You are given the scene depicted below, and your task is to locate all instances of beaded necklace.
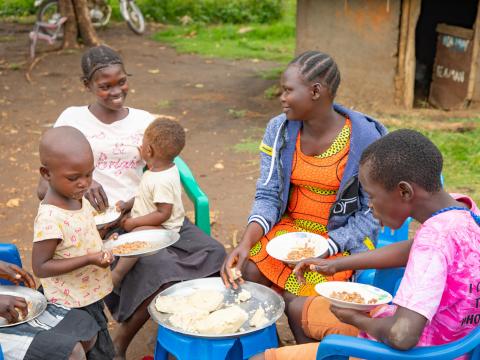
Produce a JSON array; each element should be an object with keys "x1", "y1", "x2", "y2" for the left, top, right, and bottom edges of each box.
[{"x1": 430, "y1": 206, "x2": 480, "y2": 226}]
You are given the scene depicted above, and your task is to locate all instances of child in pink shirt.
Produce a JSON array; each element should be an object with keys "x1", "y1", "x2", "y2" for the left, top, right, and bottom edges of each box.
[{"x1": 258, "y1": 129, "x2": 480, "y2": 360}]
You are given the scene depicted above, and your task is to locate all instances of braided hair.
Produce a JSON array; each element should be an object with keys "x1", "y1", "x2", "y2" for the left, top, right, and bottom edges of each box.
[
  {"x1": 360, "y1": 129, "x2": 443, "y2": 193},
  {"x1": 289, "y1": 51, "x2": 341, "y2": 97},
  {"x1": 81, "y1": 45, "x2": 125, "y2": 81}
]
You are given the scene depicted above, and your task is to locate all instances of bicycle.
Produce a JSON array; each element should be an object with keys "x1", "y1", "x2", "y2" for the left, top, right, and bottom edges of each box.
[{"x1": 35, "y1": 0, "x2": 145, "y2": 35}]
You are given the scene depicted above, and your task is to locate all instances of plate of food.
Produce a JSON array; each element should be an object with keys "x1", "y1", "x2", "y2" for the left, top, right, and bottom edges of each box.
[
  {"x1": 148, "y1": 277, "x2": 285, "y2": 339},
  {"x1": 103, "y1": 229, "x2": 180, "y2": 257},
  {"x1": 0, "y1": 286, "x2": 47, "y2": 327},
  {"x1": 315, "y1": 281, "x2": 392, "y2": 311},
  {"x1": 93, "y1": 206, "x2": 121, "y2": 228},
  {"x1": 266, "y1": 232, "x2": 329, "y2": 265}
]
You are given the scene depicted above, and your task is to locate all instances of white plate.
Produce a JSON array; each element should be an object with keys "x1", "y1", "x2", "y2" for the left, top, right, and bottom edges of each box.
[
  {"x1": 315, "y1": 281, "x2": 392, "y2": 311},
  {"x1": 104, "y1": 229, "x2": 180, "y2": 257},
  {"x1": 94, "y1": 207, "x2": 121, "y2": 227},
  {"x1": 0, "y1": 286, "x2": 47, "y2": 327},
  {"x1": 266, "y1": 232, "x2": 329, "y2": 265}
]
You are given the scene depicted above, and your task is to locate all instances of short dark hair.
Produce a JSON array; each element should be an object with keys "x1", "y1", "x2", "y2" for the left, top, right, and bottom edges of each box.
[
  {"x1": 144, "y1": 119, "x2": 186, "y2": 160},
  {"x1": 81, "y1": 45, "x2": 125, "y2": 81},
  {"x1": 289, "y1": 50, "x2": 341, "y2": 97},
  {"x1": 360, "y1": 129, "x2": 443, "y2": 192}
]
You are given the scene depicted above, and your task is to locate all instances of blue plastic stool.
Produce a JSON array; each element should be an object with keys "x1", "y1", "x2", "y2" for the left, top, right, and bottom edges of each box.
[
  {"x1": 0, "y1": 244, "x2": 22, "y2": 285},
  {"x1": 154, "y1": 323, "x2": 278, "y2": 360}
]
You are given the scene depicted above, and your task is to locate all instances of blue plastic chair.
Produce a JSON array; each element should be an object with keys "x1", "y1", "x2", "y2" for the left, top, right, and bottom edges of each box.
[
  {"x1": 154, "y1": 323, "x2": 278, "y2": 360},
  {"x1": 377, "y1": 217, "x2": 412, "y2": 248},
  {"x1": 316, "y1": 326, "x2": 480, "y2": 359},
  {"x1": 0, "y1": 243, "x2": 22, "y2": 359},
  {"x1": 0, "y1": 243, "x2": 22, "y2": 285}
]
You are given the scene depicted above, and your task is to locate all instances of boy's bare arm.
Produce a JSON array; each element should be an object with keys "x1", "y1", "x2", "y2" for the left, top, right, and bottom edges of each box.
[
  {"x1": 332, "y1": 305, "x2": 427, "y2": 350},
  {"x1": 294, "y1": 239, "x2": 413, "y2": 282},
  {"x1": 32, "y1": 239, "x2": 112, "y2": 278}
]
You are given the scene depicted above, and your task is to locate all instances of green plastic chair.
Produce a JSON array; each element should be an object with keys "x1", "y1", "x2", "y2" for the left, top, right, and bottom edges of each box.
[{"x1": 174, "y1": 157, "x2": 211, "y2": 235}]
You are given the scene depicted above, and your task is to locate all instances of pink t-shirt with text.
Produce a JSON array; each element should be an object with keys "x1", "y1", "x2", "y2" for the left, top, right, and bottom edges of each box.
[{"x1": 363, "y1": 194, "x2": 480, "y2": 353}]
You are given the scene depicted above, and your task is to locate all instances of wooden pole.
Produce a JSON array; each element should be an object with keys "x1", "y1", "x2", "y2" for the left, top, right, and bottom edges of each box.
[
  {"x1": 395, "y1": 0, "x2": 411, "y2": 105},
  {"x1": 403, "y1": 0, "x2": 421, "y2": 108},
  {"x1": 466, "y1": 0, "x2": 480, "y2": 103}
]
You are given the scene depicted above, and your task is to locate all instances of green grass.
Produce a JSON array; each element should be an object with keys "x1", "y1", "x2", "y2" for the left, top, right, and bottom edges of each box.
[
  {"x1": 233, "y1": 137, "x2": 260, "y2": 154},
  {"x1": 388, "y1": 124, "x2": 480, "y2": 202},
  {"x1": 152, "y1": 0, "x2": 295, "y2": 62},
  {"x1": 257, "y1": 67, "x2": 284, "y2": 80}
]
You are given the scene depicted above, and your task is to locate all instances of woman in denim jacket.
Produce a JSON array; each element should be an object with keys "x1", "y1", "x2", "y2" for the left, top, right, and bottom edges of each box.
[{"x1": 221, "y1": 51, "x2": 387, "y2": 306}]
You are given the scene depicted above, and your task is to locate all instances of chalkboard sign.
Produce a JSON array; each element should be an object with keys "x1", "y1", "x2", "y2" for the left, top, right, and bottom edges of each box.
[{"x1": 429, "y1": 23, "x2": 474, "y2": 110}]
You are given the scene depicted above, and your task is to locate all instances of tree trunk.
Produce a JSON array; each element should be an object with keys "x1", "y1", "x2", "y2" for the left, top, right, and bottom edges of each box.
[
  {"x1": 58, "y1": 0, "x2": 77, "y2": 48},
  {"x1": 72, "y1": 0, "x2": 100, "y2": 47},
  {"x1": 59, "y1": 0, "x2": 100, "y2": 48}
]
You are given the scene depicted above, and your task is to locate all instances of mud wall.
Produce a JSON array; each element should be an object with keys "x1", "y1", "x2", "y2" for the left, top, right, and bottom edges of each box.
[{"x1": 296, "y1": 0, "x2": 401, "y2": 108}]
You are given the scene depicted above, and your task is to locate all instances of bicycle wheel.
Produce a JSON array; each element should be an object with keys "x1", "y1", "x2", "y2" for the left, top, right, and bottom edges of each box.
[
  {"x1": 120, "y1": 0, "x2": 145, "y2": 35},
  {"x1": 89, "y1": 1, "x2": 112, "y2": 28},
  {"x1": 36, "y1": 0, "x2": 63, "y2": 37}
]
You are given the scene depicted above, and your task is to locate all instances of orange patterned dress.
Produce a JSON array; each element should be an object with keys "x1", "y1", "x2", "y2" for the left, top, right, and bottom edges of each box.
[{"x1": 249, "y1": 119, "x2": 353, "y2": 296}]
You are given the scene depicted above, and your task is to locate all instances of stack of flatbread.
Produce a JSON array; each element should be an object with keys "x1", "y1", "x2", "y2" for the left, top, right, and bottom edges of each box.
[{"x1": 155, "y1": 290, "x2": 249, "y2": 335}]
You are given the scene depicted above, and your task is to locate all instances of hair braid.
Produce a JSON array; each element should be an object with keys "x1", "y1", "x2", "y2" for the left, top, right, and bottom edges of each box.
[
  {"x1": 290, "y1": 51, "x2": 341, "y2": 97},
  {"x1": 81, "y1": 45, "x2": 125, "y2": 81}
]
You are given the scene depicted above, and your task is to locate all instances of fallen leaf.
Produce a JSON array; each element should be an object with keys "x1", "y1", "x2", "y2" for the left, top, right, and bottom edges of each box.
[
  {"x1": 238, "y1": 27, "x2": 253, "y2": 34},
  {"x1": 6, "y1": 198, "x2": 21, "y2": 207}
]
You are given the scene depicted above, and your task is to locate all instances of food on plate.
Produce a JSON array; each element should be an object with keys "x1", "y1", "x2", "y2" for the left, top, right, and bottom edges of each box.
[
  {"x1": 229, "y1": 267, "x2": 242, "y2": 280},
  {"x1": 155, "y1": 295, "x2": 188, "y2": 313},
  {"x1": 195, "y1": 305, "x2": 248, "y2": 334},
  {"x1": 112, "y1": 241, "x2": 150, "y2": 255},
  {"x1": 186, "y1": 290, "x2": 224, "y2": 312},
  {"x1": 286, "y1": 243, "x2": 315, "y2": 261},
  {"x1": 236, "y1": 289, "x2": 251, "y2": 303},
  {"x1": 93, "y1": 207, "x2": 120, "y2": 225},
  {"x1": 249, "y1": 306, "x2": 268, "y2": 328},
  {"x1": 329, "y1": 290, "x2": 378, "y2": 304},
  {"x1": 169, "y1": 308, "x2": 209, "y2": 332}
]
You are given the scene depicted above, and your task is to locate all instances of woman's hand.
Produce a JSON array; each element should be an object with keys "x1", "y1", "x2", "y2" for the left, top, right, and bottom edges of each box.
[
  {"x1": 220, "y1": 243, "x2": 250, "y2": 289},
  {"x1": 293, "y1": 257, "x2": 338, "y2": 283},
  {"x1": 0, "y1": 261, "x2": 36, "y2": 288},
  {"x1": 89, "y1": 250, "x2": 114, "y2": 268},
  {"x1": 0, "y1": 295, "x2": 28, "y2": 323},
  {"x1": 85, "y1": 179, "x2": 109, "y2": 212}
]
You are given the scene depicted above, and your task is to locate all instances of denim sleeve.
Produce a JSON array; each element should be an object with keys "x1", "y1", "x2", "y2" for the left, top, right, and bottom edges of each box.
[
  {"x1": 247, "y1": 120, "x2": 283, "y2": 235},
  {"x1": 328, "y1": 187, "x2": 380, "y2": 254}
]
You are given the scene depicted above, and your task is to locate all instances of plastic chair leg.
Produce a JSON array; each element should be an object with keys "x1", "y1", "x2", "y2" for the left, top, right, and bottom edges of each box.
[{"x1": 240, "y1": 324, "x2": 278, "y2": 359}]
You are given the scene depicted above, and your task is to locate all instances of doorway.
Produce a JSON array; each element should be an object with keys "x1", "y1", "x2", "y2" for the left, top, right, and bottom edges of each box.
[{"x1": 414, "y1": 0, "x2": 478, "y2": 107}]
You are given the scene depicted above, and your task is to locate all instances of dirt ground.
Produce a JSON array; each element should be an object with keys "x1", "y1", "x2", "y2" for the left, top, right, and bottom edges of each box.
[
  {"x1": 0, "y1": 21, "x2": 292, "y2": 359},
  {"x1": 0, "y1": 21, "x2": 478, "y2": 359}
]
